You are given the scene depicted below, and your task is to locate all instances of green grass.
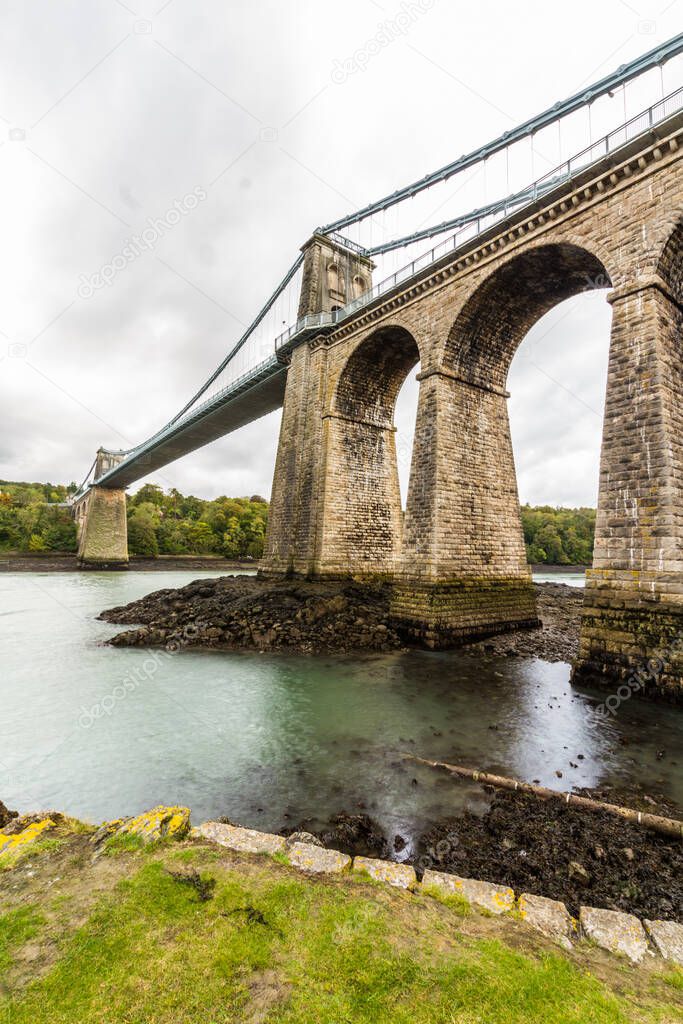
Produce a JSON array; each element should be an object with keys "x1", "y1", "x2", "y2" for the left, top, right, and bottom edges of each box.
[
  {"x1": 0, "y1": 837, "x2": 64, "y2": 872},
  {"x1": 0, "y1": 853, "x2": 674, "y2": 1024},
  {"x1": 659, "y1": 968, "x2": 683, "y2": 991},
  {"x1": 421, "y1": 883, "x2": 471, "y2": 917},
  {"x1": 102, "y1": 832, "x2": 146, "y2": 855},
  {"x1": 0, "y1": 906, "x2": 45, "y2": 972}
]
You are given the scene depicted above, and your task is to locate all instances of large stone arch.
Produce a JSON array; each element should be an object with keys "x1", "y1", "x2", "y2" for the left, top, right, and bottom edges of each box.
[
  {"x1": 394, "y1": 242, "x2": 613, "y2": 645},
  {"x1": 656, "y1": 214, "x2": 683, "y2": 308},
  {"x1": 319, "y1": 324, "x2": 421, "y2": 577},
  {"x1": 442, "y1": 242, "x2": 612, "y2": 387}
]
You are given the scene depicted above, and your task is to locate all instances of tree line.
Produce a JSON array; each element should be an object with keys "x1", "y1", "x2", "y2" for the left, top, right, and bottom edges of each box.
[
  {"x1": 0, "y1": 480, "x2": 78, "y2": 552},
  {"x1": 521, "y1": 504, "x2": 596, "y2": 565},
  {"x1": 125, "y1": 484, "x2": 268, "y2": 559},
  {"x1": 0, "y1": 481, "x2": 596, "y2": 565}
]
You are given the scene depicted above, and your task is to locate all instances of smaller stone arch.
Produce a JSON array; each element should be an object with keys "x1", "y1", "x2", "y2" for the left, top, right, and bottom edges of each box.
[
  {"x1": 320, "y1": 324, "x2": 421, "y2": 577},
  {"x1": 326, "y1": 261, "x2": 345, "y2": 302},
  {"x1": 351, "y1": 273, "x2": 367, "y2": 299},
  {"x1": 334, "y1": 324, "x2": 421, "y2": 426}
]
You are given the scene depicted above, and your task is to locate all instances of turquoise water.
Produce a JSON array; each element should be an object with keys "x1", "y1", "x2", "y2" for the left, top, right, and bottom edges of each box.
[{"x1": 1, "y1": 570, "x2": 681, "y2": 855}]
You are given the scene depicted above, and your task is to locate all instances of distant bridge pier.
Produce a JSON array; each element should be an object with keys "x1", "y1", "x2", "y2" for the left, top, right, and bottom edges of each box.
[{"x1": 74, "y1": 449, "x2": 129, "y2": 569}]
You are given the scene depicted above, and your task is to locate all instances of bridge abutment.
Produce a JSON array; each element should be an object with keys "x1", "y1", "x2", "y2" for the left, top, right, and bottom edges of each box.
[
  {"x1": 77, "y1": 486, "x2": 129, "y2": 568},
  {"x1": 573, "y1": 281, "x2": 683, "y2": 702},
  {"x1": 75, "y1": 450, "x2": 129, "y2": 569},
  {"x1": 390, "y1": 367, "x2": 538, "y2": 646},
  {"x1": 261, "y1": 343, "x2": 329, "y2": 576}
]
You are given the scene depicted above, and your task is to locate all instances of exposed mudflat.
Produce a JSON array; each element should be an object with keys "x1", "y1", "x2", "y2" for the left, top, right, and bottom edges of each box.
[
  {"x1": 100, "y1": 575, "x2": 582, "y2": 659},
  {"x1": 463, "y1": 582, "x2": 583, "y2": 663},
  {"x1": 417, "y1": 788, "x2": 683, "y2": 922}
]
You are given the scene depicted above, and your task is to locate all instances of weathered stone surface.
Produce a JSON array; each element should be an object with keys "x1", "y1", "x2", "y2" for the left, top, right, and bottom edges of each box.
[
  {"x1": 644, "y1": 919, "x2": 683, "y2": 965},
  {"x1": 519, "y1": 893, "x2": 575, "y2": 948},
  {"x1": 285, "y1": 831, "x2": 323, "y2": 847},
  {"x1": 0, "y1": 818, "x2": 55, "y2": 856},
  {"x1": 353, "y1": 856, "x2": 416, "y2": 889},
  {"x1": 287, "y1": 841, "x2": 351, "y2": 874},
  {"x1": 92, "y1": 806, "x2": 190, "y2": 845},
  {"x1": 197, "y1": 822, "x2": 286, "y2": 855},
  {"x1": 579, "y1": 906, "x2": 649, "y2": 962},
  {"x1": 421, "y1": 869, "x2": 514, "y2": 914},
  {"x1": 76, "y1": 483, "x2": 128, "y2": 567}
]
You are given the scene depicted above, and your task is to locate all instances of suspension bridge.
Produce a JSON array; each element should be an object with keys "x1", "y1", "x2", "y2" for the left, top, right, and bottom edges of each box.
[{"x1": 72, "y1": 35, "x2": 683, "y2": 699}]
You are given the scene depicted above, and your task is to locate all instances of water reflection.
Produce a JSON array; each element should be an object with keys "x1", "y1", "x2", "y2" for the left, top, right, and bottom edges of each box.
[{"x1": 0, "y1": 572, "x2": 681, "y2": 859}]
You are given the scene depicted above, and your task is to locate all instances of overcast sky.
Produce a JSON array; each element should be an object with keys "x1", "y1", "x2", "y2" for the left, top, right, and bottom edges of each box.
[{"x1": 0, "y1": 0, "x2": 680, "y2": 507}]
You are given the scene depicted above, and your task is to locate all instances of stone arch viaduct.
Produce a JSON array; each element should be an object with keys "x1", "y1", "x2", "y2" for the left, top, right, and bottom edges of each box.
[{"x1": 72, "y1": 71, "x2": 683, "y2": 701}]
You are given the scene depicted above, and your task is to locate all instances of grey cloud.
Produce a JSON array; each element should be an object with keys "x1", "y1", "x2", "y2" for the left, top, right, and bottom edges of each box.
[{"x1": 1, "y1": 0, "x2": 676, "y2": 505}]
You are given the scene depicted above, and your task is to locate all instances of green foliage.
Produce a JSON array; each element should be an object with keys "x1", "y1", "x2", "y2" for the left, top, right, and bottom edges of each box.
[
  {"x1": 0, "y1": 478, "x2": 592, "y2": 568},
  {"x1": 126, "y1": 486, "x2": 269, "y2": 559},
  {"x1": 0, "y1": 481, "x2": 77, "y2": 553},
  {"x1": 521, "y1": 505, "x2": 595, "y2": 565}
]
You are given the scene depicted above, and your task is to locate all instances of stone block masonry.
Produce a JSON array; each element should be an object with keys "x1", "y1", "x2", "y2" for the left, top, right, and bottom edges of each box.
[{"x1": 77, "y1": 486, "x2": 128, "y2": 568}]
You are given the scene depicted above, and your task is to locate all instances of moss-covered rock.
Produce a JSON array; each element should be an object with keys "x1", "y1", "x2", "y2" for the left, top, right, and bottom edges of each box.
[
  {"x1": 92, "y1": 806, "x2": 191, "y2": 846},
  {"x1": 0, "y1": 818, "x2": 55, "y2": 856}
]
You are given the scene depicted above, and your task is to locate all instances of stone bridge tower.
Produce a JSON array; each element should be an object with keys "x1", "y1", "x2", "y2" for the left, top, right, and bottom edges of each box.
[{"x1": 73, "y1": 448, "x2": 129, "y2": 568}]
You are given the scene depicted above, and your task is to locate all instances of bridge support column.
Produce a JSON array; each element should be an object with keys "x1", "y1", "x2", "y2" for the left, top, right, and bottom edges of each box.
[
  {"x1": 261, "y1": 339, "x2": 404, "y2": 579},
  {"x1": 391, "y1": 368, "x2": 538, "y2": 646},
  {"x1": 77, "y1": 486, "x2": 129, "y2": 569},
  {"x1": 573, "y1": 281, "x2": 683, "y2": 703},
  {"x1": 261, "y1": 343, "x2": 329, "y2": 576}
]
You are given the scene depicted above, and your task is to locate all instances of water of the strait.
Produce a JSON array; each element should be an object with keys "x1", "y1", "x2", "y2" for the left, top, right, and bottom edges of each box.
[{"x1": 2, "y1": 570, "x2": 681, "y2": 857}]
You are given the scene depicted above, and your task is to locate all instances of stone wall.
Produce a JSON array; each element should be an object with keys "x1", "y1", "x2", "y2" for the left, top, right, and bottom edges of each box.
[{"x1": 77, "y1": 486, "x2": 128, "y2": 568}]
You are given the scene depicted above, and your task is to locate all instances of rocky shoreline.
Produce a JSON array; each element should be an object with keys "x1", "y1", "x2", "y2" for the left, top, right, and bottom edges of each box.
[
  {"x1": 281, "y1": 787, "x2": 683, "y2": 923},
  {"x1": 99, "y1": 575, "x2": 582, "y2": 661},
  {"x1": 0, "y1": 553, "x2": 256, "y2": 573},
  {"x1": 2, "y1": 793, "x2": 680, "y2": 926}
]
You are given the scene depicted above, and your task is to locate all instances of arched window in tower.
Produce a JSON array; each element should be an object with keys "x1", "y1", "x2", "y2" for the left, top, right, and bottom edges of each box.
[
  {"x1": 352, "y1": 274, "x2": 367, "y2": 299},
  {"x1": 327, "y1": 261, "x2": 345, "y2": 302}
]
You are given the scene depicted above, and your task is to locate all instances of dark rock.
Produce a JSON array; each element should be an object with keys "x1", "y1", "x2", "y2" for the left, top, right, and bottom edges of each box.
[
  {"x1": 100, "y1": 576, "x2": 403, "y2": 656},
  {"x1": 0, "y1": 800, "x2": 18, "y2": 828}
]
